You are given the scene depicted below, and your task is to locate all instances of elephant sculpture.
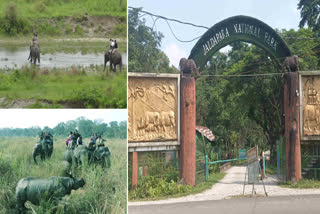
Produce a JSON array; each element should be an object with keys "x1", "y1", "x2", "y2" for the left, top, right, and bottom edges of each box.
[
  {"x1": 32, "y1": 140, "x2": 53, "y2": 164},
  {"x1": 104, "y1": 49, "x2": 122, "y2": 72},
  {"x1": 282, "y1": 55, "x2": 299, "y2": 72},
  {"x1": 179, "y1": 58, "x2": 200, "y2": 78},
  {"x1": 15, "y1": 176, "x2": 85, "y2": 214},
  {"x1": 28, "y1": 41, "x2": 40, "y2": 65}
]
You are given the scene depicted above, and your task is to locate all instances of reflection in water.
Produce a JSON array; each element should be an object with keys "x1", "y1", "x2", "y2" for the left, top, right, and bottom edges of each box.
[{"x1": 0, "y1": 47, "x2": 127, "y2": 69}]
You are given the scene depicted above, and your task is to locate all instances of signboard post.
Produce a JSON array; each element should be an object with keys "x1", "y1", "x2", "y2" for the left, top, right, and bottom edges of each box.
[{"x1": 243, "y1": 145, "x2": 268, "y2": 196}]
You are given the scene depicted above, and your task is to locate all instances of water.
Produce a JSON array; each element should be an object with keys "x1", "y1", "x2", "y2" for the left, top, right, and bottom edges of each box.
[{"x1": 0, "y1": 47, "x2": 127, "y2": 69}]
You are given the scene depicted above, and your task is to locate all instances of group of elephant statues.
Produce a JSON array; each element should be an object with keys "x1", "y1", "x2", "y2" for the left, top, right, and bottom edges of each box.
[{"x1": 27, "y1": 34, "x2": 122, "y2": 72}]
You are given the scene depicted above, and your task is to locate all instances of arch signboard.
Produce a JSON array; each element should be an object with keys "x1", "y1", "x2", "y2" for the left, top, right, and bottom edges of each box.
[{"x1": 189, "y1": 15, "x2": 291, "y2": 69}]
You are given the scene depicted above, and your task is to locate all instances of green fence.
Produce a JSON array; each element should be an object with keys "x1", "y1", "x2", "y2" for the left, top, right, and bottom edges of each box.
[
  {"x1": 277, "y1": 137, "x2": 286, "y2": 181},
  {"x1": 301, "y1": 143, "x2": 320, "y2": 180}
]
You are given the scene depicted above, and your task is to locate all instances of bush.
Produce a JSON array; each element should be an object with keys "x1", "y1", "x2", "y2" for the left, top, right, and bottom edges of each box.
[
  {"x1": 74, "y1": 24, "x2": 84, "y2": 36},
  {"x1": 0, "y1": 73, "x2": 12, "y2": 90},
  {"x1": 111, "y1": 23, "x2": 126, "y2": 37},
  {"x1": 0, "y1": 2, "x2": 32, "y2": 36}
]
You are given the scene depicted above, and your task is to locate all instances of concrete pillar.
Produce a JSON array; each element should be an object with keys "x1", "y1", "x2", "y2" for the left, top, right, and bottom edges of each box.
[
  {"x1": 132, "y1": 151, "x2": 138, "y2": 189},
  {"x1": 180, "y1": 76, "x2": 196, "y2": 186},
  {"x1": 284, "y1": 72, "x2": 301, "y2": 181}
]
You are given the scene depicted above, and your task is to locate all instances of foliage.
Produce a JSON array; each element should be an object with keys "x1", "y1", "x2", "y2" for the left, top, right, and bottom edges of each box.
[
  {"x1": 0, "y1": 2, "x2": 32, "y2": 36},
  {"x1": 0, "y1": 137, "x2": 127, "y2": 214},
  {"x1": 128, "y1": 8, "x2": 178, "y2": 73},
  {"x1": 129, "y1": 173, "x2": 225, "y2": 201},
  {"x1": 280, "y1": 179, "x2": 320, "y2": 189},
  {"x1": 298, "y1": 0, "x2": 320, "y2": 32},
  {"x1": 0, "y1": 118, "x2": 127, "y2": 139},
  {"x1": 0, "y1": 0, "x2": 127, "y2": 18},
  {"x1": 0, "y1": 65, "x2": 127, "y2": 109}
]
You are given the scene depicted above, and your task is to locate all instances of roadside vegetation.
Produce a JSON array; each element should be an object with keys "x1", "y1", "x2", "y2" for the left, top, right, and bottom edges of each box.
[
  {"x1": 0, "y1": 65, "x2": 127, "y2": 108},
  {"x1": 280, "y1": 180, "x2": 320, "y2": 189},
  {"x1": 0, "y1": 136, "x2": 127, "y2": 214}
]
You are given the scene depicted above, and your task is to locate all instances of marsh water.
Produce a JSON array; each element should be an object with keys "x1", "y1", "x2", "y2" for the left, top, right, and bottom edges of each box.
[{"x1": 0, "y1": 46, "x2": 127, "y2": 69}]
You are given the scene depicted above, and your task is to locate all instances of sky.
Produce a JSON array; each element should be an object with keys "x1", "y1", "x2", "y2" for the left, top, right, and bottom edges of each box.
[
  {"x1": 129, "y1": 0, "x2": 301, "y2": 67},
  {"x1": 0, "y1": 109, "x2": 127, "y2": 129}
]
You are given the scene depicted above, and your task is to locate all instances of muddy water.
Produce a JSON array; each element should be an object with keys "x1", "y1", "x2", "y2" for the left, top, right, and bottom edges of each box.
[{"x1": 0, "y1": 47, "x2": 127, "y2": 69}]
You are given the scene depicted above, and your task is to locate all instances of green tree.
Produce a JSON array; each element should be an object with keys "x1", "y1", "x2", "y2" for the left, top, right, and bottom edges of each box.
[
  {"x1": 128, "y1": 8, "x2": 178, "y2": 73},
  {"x1": 298, "y1": 0, "x2": 320, "y2": 32}
]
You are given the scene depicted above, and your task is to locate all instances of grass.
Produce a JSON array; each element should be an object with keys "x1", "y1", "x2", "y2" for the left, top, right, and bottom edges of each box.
[
  {"x1": 0, "y1": 136, "x2": 127, "y2": 214},
  {"x1": 0, "y1": 0, "x2": 127, "y2": 18},
  {"x1": 280, "y1": 179, "x2": 320, "y2": 189},
  {"x1": 0, "y1": 65, "x2": 127, "y2": 108},
  {"x1": 129, "y1": 173, "x2": 225, "y2": 201}
]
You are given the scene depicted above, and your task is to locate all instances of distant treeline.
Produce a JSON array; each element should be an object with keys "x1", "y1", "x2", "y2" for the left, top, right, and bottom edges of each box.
[{"x1": 0, "y1": 117, "x2": 127, "y2": 139}]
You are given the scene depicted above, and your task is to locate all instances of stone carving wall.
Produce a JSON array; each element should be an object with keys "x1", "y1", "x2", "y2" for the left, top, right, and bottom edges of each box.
[
  {"x1": 302, "y1": 75, "x2": 320, "y2": 136},
  {"x1": 128, "y1": 76, "x2": 178, "y2": 142}
]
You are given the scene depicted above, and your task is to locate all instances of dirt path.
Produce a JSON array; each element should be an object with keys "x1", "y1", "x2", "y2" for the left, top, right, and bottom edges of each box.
[{"x1": 129, "y1": 166, "x2": 320, "y2": 206}]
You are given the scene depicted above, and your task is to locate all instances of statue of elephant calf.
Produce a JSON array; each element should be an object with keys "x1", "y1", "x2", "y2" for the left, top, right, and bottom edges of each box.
[{"x1": 15, "y1": 176, "x2": 85, "y2": 213}]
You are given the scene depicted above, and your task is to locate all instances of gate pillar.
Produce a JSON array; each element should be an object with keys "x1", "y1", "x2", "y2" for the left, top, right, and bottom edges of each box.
[
  {"x1": 180, "y1": 58, "x2": 197, "y2": 186},
  {"x1": 284, "y1": 71, "x2": 302, "y2": 181},
  {"x1": 132, "y1": 151, "x2": 138, "y2": 189}
]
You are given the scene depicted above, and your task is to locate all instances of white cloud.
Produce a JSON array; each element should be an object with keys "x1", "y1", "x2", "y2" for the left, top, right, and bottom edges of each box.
[{"x1": 164, "y1": 43, "x2": 187, "y2": 68}]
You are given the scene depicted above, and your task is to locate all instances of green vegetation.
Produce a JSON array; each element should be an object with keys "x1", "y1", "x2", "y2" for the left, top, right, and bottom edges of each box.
[
  {"x1": 0, "y1": 65, "x2": 127, "y2": 108},
  {"x1": 280, "y1": 179, "x2": 320, "y2": 189},
  {"x1": 0, "y1": 137, "x2": 127, "y2": 214},
  {"x1": 0, "y1": 0, "x2": 127, "y2": 18},
  {"x1": 129, "y1": 173, "x2": 225, "y2": 201},
  {"x1": 0, "y1": 1, "x2": 127, "y2": 37},
  {"x1": 128, "y1": 8, "x2": 178, "y2": 73}
]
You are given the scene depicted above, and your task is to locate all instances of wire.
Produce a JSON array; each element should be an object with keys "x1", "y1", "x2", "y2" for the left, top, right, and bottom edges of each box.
[
  {"x1": 129, "y1": 6, "x2": 210, "y2": 30},
  {"x1": 164, "y1": 19, "x2": 202, "y2": 43}
]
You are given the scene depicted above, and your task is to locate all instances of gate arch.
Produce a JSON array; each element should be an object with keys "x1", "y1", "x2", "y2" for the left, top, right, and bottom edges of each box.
[{"x1": 188, "y1": 15, "x2": 291, "y2": 69}]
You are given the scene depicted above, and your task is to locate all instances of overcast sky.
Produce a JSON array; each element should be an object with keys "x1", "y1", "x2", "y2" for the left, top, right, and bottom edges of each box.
[
  {"x1": 0, "y1": 109, "x2": 127, "y2": 129},
  {"x1": 129, "y1": 0, "x2": 301, "y2": 67}
]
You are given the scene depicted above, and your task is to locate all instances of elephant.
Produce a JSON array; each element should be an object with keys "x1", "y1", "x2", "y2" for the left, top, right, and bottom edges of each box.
[
  {"x1": 65, "y1": 145, "x2": 111, "y2": 168},
  {"x1": 32, "y1": 140, "x2": 53, "y2": 164},
  {"x1": 28, "y1": 41, "x2": 40, "y2": 65},
  {"x1": 15, "y1": 176, "x2": 85, "y2": 214},
  {"x1": 64, "y1": 147, "x2": 75, "y2": 165},
  {"x1": 104, "y1": 49, "x2": 122, "y2": 72},
  {"x1": 91, "y1": 146, "x2": 111, "y2": 168},
  {"x1": 282, "y1": 55, "x2": 299, "y2": 72}
]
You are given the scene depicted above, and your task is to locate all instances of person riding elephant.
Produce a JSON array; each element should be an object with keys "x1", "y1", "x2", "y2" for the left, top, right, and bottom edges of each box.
[
  {"x1": 91, "y1": 146, "x2": 111, "y2": 168},
  {"x1": 15, "y1": 176, "x2": 85, "y2": 214},
  {"x1": 71, "y1": 129, "x2": 81, "y2": 149},
  {"x1": 73, "y1": 145, "x2": 89, "y2": 165},
  {"x1": 32, "y1": 133, "x2": 53, "y2": 164},
  {"x1": 104, "y1": 49, "x2": 122, "y2": 72},
  {"x1": 88, "y1": 133, "x2": 98, "y2": 148},
  {"x1": 97, "y1": 135, "x2": 106, "y2": 148},
  {"x1": 28, "y1": 34, "x2": 40, "y2": 65}
]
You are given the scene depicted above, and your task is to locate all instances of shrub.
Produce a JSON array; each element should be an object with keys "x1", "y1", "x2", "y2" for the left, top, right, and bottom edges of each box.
[{"x1": 75, "y1": 24, "x2": 84, "y2": 36}]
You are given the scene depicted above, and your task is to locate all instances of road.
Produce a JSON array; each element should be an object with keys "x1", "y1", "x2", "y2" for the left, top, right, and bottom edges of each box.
[{"x1": 129, "y1": 194, "x2": 320, "y2": 214}]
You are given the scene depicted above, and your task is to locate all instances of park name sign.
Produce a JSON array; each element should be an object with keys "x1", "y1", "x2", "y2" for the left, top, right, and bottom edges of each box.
[
  {"x1": 189, "y1": 16, "x2": 291, "y2": 69},
  {"x1": 128, "y1": 72, "x2": 180, "y2": 152}
]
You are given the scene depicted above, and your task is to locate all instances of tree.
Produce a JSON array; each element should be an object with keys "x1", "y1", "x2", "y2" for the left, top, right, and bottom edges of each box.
[
  {"x1": 298, "y1": 0, "x2": 320, "y2": 32},
  {"x1": 128, "y1": 8, "x2": 178, "y2": 73}
]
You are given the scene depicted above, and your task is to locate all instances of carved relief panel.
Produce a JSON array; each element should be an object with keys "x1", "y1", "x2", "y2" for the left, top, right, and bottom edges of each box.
[
  {"x1": 128, "y1": 75, "x2": 178, "y2": 142},
  {"x1": 302, "y1": 75, "x2": 320, "y2": 136}
]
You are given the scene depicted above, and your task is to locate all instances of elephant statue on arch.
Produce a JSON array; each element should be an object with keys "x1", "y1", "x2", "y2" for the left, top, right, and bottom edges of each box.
[
  {"x1": 104, "y1": 49, "x2": 122, "y2": 72},
  {"x1": 32, "y1": 140, "x2": 53, "y2": 164}
]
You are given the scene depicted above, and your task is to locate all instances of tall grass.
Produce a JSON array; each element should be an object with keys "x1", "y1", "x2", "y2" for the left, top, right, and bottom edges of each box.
[
  {"x1": 0, "y1": 136, "x2": 127, "y2": 214},
  {"x1": 0, "y1": 65, "x2": 127, "y2": 108}
]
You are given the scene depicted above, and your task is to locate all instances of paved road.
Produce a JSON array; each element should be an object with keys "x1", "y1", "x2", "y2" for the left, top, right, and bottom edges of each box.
[
  {"x1": 129, "y1": 166, "x2": 320, "y2": 206},
  {"x1": 129, "y1": 194, "x2": 320, "y2": 214}
]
